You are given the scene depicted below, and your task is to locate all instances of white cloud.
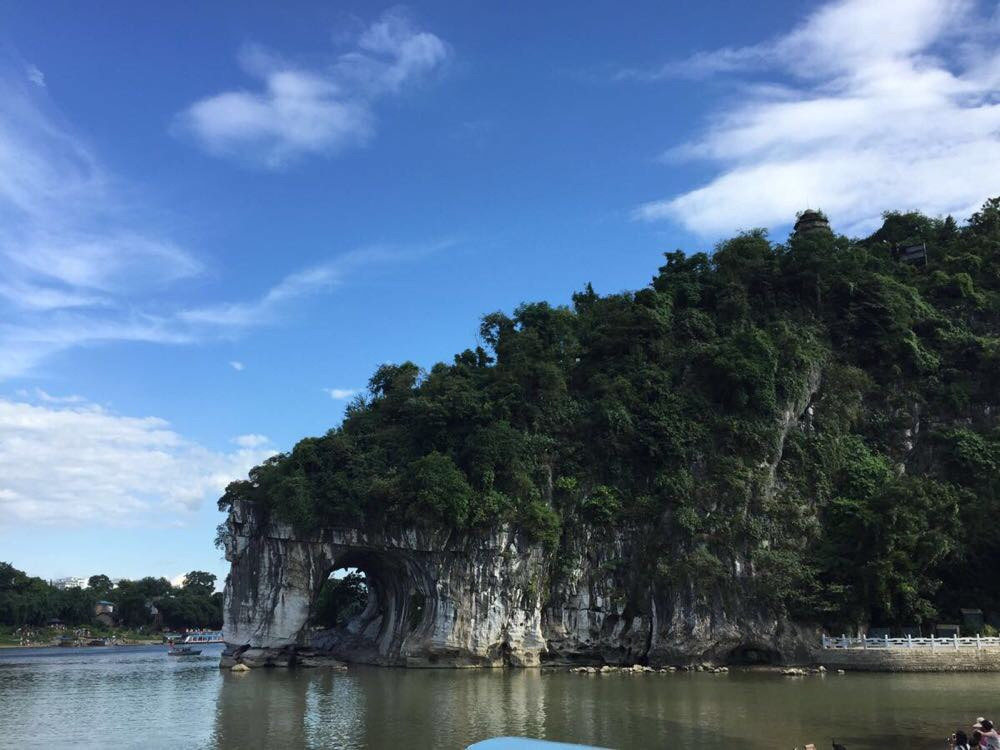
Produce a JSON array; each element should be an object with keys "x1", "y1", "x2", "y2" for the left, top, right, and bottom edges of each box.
[
  {"x1": 0, "y1": 396, "x2": 276, "y2": 526},
  {"x1": 229, "y1": 360, "x2": 245, "y2": 371},
  {"x1": 324, "y1": 388, "x2": 358, "y2": 400},
  {"x1": 632, "y1": 0, "x2": 1000, "y2": 237},
  {"x1": 176, "y1": 8, "x2": 449, "y2": 168},
  {"x1": 232, "y1": 433, "x2": 269, "y2": 448}
]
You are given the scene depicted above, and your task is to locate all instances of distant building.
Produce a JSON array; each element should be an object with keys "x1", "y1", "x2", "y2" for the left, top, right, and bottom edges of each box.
[
  {"x1": 95, "y1": 601, "x2": 115, "y2": 627},
  {"x1": 793, "y1": 209, "x2": 832, "y2": 237},
  {"x1": 51, "y1": 576, "x2": 89, "y2": 590},
  {"x1": 147, "y1": 600, "x2": 163, "y2": 629}
]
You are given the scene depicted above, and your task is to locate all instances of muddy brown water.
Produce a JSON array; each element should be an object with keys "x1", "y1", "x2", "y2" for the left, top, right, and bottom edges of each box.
[{"x1": 0, "y1": 644, "x2": 992, "y2": 749}]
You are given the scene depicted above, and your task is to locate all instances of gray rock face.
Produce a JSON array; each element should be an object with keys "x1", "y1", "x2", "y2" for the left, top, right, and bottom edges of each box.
[{"x1": 220, "y1": 497, "x2": 815, "y2": 668}]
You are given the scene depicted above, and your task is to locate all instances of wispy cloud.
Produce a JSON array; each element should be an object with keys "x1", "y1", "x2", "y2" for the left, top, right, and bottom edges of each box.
[
  {"x1": 0, "y1": 280, "x2": 106, "y2": 312},
  {"x1": 24, "y1": 64, "x2": 45, "y2": 88},
  {"x1": 631, "y1": 0, "x2": 1000, "y2": 236},
  {"x1": 616, "y1": 47, "x2": 771, "y2": 82},
  {"x1": 0, "y1": 72, "x2": 202, "y2": 294},
  {"x1": 0, "y1": 59, "x2": 204, "y2": 378},
  {"x1": 175, "y1": 7, "x2": 449, "y2": 168},
  {"x1": 228, "y1": 360, "x2": 245, "y2": 372},
  {"x1": 0, "y1": 56, "x2": 449, "y2": 380},
  {"x1": 180, "y1": 263, "x2": 343, "y2": 327},
  {"x1": 179, "y1": 242, "x2": 453, "y2": 329},
  {"x1": 324, "y1": 387, "x2": 358, "y2": 400},
  {"x1": 0, "y1": 309, "x2": 194, "y2": 380},
  {"x1": 0, "y1": 396, "x2": 276, "y2": 526},
  {"x1": 33, "y1": 388, "x2": 86, "y2": 404}
]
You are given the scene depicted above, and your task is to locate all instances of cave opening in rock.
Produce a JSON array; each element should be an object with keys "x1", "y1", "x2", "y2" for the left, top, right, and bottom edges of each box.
[
  {"x1": 311, "y1": 567, "x2": 369, "y2": 629},
  {"x1": 728, "y1": 644, "x2": 781, "y2": 665},
  {"x1": 305, "y1": 549, "x2": 433, "y2": 664}
]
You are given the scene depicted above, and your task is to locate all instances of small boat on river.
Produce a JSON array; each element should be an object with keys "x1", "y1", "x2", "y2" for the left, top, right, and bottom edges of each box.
[
  {"x1": 180, "y1": 631, "x2": 223, "y2": 644},
  {"x1": 467, "y1": 740, "x2": 607, "y2": 749}
]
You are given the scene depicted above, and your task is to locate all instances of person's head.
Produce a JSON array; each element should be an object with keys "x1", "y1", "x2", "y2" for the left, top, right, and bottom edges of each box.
[
  {"x1": 956, "y1": 730, "x2": 969, "y2": 745},
  {"x1": 983, "y1": 720, "x2": 994, "y2": 732}
]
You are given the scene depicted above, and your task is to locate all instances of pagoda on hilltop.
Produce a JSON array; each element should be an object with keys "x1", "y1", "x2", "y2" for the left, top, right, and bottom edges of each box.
[{"x1": 793, "y1": 209, "x2": 832, "y2": 237}]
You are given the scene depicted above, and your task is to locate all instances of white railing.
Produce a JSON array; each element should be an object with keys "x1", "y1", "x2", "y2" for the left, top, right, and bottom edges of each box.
[{"x1": 821, "y1": 634, "x2": 1000, "y2": 651}]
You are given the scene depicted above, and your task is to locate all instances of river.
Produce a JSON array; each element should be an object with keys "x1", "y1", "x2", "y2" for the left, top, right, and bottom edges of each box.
[{"x1": 0, "y1": 644, "x2": 985, "y2": 749}]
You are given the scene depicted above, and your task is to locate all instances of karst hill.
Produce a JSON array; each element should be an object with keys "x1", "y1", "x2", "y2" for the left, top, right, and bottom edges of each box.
[{"x1": 219, "y1": 198, "x2": 1000, "y2": 668}]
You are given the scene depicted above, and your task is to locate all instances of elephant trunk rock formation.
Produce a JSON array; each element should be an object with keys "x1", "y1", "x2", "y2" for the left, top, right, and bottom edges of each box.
[{"x1": 219, "y1": 498, "x2": 814, "y2": 669}]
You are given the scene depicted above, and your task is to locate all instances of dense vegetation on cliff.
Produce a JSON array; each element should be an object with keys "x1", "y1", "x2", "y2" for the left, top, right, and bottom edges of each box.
[{"x1": 221, "y1": 198, "x2": 1000, "y2": 632}]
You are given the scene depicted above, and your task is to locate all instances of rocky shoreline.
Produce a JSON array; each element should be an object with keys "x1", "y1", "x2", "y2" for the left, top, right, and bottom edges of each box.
[{"x1": 220, "y1": 658, "x2": 855, "y2": 676}]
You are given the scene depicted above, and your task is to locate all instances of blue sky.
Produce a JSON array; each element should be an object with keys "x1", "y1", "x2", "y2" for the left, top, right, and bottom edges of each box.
[{"x1": 1, "y1": 0, "x2": 998, "y2": 586}]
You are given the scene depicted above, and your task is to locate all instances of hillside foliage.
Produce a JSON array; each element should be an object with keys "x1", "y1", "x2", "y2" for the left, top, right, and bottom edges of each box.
[{"x1": 221, "y1": 198, "x2": 1000, "y2": 631}]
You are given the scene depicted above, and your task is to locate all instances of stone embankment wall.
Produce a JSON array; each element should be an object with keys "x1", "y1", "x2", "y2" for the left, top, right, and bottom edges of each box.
[{"x1": 815, "y1": 649, "x2": 1000, "y2": 672}]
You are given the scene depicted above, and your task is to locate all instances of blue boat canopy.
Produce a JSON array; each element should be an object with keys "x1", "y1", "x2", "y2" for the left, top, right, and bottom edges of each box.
[{"x1": 466, "y1": 739, "x2": 607, "y2": 750}]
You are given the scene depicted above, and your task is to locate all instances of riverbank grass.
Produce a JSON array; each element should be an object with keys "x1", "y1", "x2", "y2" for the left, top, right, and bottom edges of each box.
[{"x1": 0, "y1": 625, "x2": 163, "y2": 648}]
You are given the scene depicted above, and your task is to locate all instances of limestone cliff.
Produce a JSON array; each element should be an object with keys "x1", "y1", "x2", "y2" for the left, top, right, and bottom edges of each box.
[{"x1": 220, "y1": 496, "x2": 815, "y2": 668}]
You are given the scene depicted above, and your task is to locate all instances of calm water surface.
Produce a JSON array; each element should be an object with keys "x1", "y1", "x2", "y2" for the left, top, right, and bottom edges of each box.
[{"x1": 0, "y1": 644, "x2": 993, "y2": 749}]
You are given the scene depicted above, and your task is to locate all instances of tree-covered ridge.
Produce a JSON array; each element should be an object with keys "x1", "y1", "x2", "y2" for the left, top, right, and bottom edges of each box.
[{"x1": 221, "y1": 198, "x2": 1000, "y2": 632}]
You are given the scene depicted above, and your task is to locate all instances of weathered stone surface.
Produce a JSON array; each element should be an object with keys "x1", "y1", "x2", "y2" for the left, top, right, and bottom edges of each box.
[{"x1": 220, "y1": 495, "x2": 817, "y2": 669}]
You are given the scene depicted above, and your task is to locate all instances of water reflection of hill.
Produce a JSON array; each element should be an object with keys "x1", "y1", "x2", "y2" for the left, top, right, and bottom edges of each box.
[{"x1": 210, "y1": 666, "x2": 982, "y2": 750}]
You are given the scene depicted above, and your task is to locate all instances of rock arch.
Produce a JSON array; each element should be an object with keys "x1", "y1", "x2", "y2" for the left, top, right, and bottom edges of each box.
[
  {"x1": 219, "y1": 498, "x2": 814, "y2": 668},
  {"x1": 307, "y1": 549, "x2": 435, "y2": 664},
  {"x1": 219, "y1": 499, "x2": 548, "y2": 668}
]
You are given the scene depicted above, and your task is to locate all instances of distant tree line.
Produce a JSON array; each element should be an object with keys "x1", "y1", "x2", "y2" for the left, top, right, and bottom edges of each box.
[{"x1": 0, "y1": 563, "x2": 223, "y2": 630}]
